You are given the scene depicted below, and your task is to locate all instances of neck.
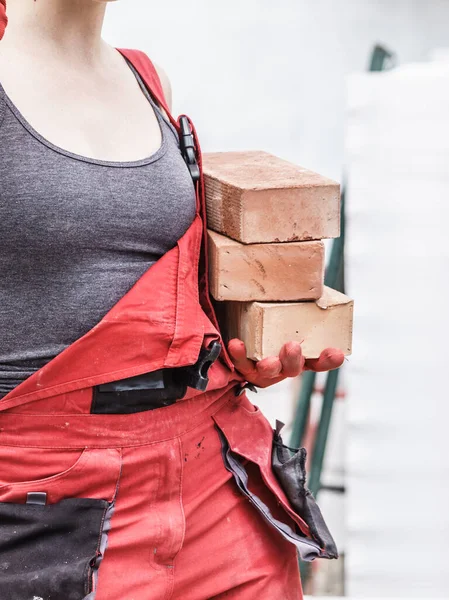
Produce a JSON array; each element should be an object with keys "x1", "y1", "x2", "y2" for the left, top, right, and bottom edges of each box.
[{"x1": 1, "y1": 0, "x2": 108, "y2": 62}]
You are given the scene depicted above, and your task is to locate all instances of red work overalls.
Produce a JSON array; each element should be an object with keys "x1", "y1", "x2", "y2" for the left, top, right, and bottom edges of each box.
[{"x1": 0, "y1": 50, "x2": 337, "y2": 600}]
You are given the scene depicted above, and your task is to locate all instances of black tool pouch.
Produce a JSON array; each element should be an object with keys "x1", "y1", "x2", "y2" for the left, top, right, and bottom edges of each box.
[
  {"x1": 0, "y1": 497, "x2": 114, "y2": 600},
  {"x1": 271, "y1": 420, "x2": 338, "y2": 559}
]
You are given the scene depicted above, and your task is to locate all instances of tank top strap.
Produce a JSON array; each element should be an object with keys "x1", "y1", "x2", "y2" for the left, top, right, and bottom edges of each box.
[
  {"x1": 125, "y1": 60, "x2": 180, "y2": 143},
  {"x1": 117, "y1": 49, "x2": 179, "y2": 134}
]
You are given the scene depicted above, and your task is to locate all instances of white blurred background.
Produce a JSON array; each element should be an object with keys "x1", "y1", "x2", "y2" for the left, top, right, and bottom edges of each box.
[{"x1": 104, "y1": 2, "x2": 449, "y2": 597}]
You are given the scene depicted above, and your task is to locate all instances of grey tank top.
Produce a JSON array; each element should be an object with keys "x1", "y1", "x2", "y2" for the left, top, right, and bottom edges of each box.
[{"x1": 0, "y1": 62, "x2": 197, "y2": 398}]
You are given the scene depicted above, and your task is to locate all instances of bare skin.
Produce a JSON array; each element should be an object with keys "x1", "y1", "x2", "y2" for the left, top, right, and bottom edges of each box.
[
  {"x1": 0, "y1": 0, "x2": 344, "y2": 386},
  {"x1": 0, "y1": 0, "x2": 172, "y2": 161},
  {"x1": 228, "y1": 340, "x2": 344, "y2": 388}
]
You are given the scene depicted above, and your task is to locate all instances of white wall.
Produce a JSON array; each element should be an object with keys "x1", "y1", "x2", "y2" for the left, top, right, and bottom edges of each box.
[
  {"x1": 104, "y1": 0, "x2": 449, "y2": 181},
  {"x1": 345, "y1": 60, "x2": 449, "y2": 597}
]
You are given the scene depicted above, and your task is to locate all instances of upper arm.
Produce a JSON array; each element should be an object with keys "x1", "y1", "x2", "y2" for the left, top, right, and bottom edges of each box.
[{"x1": 153, "y1": 62, "x2": 173, "y2": 116}]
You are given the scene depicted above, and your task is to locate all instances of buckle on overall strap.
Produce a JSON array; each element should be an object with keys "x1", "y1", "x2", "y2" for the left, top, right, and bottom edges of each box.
[
  {"x1": 91, "y1": 341, "x2": 222, "y2": 415},
  {"x1": 179, "y1": 115, "x2": 200, "y2": 183},
  {"x1": 175, "y1": 340, "x2": 222, "y2": 392}
]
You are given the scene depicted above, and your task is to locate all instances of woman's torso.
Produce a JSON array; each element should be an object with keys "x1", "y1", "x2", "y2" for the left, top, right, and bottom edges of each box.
[{"x1": 0, "y1": 61, "x2": 197, "y2": 398}]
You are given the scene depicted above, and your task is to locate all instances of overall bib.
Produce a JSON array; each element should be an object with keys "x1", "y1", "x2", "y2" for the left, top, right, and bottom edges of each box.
[{"x1": 0, "y1": 50, "x2": 336, "y2": 600}]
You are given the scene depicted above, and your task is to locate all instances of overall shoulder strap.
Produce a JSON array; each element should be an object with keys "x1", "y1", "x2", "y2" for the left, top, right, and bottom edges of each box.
[
  {"x1": 118, "y1": 48, "x2": 204, "y2": 189},
  {"x1": 117, "y1": 49, "x2": 233, "y2": 371},
  {"x1": 117, "y1": 48, "x2": 179, "y2": 132},
  {"x1": 0, "y1": 0, "x2": 7, "y2": 40}
]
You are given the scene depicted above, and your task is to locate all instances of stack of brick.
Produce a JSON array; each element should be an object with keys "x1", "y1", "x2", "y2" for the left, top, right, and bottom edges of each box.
[{"x1": 203, "y1": 151, "x2": 353, "y2": 360}]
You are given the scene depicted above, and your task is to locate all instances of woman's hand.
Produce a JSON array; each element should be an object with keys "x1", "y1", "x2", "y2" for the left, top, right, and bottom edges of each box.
[{"x1": 227, "y1": 339, "x2": 345, "y2": 389}]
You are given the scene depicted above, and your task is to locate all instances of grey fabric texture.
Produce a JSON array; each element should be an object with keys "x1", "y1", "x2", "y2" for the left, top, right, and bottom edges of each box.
[{"x1": 0, "y1": 63, "x2": 197, "y2": 398}]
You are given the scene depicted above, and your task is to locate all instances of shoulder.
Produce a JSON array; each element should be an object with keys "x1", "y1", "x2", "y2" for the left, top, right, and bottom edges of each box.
[
  {"x1": 152, "y1": 62, "x2": 173, "y2": 114},
  {"x1": 117, "y1": 48, "x2": 173, "y2": 116}
]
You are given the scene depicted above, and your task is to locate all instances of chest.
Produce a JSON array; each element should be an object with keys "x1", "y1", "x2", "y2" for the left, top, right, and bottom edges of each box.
[
  {"x1": 0, "y1": 128, "x2": 197, "y2": 258},
  {"x1": 0, "y1": 56, "x2": 163, "y2": 162}
]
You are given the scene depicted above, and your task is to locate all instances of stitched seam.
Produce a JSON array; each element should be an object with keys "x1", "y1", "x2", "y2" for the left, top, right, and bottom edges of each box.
[
  {"x1": 0, "y1": 385, "x2": 238, "y2": 449},
  {"x1": 0, "y1": 446, "x2": 89, "y2": 492},
  {"x1": 85, "y1": 502, "x2": 110, "y2": 596},
  {"x1": 175, "y1": 436, "x2": 187, "y2": 559},
  {"x1": 149, "y1": 451, "x2": 163, "y2": 573},
  {"x1": 0, "y1": 359, "x2": 173, "y2": 408}
]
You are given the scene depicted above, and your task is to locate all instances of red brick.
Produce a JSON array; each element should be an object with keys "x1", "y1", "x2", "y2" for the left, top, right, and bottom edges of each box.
[
  {"x1": 224, "y1": 287, "x2": 353, "y2": 360},
  {"x1": 203, "y1": 151, "x2": 340, "y2": 244},
  {"x1": 208, "y1": 230, "x2": 324, "y2": 301}
]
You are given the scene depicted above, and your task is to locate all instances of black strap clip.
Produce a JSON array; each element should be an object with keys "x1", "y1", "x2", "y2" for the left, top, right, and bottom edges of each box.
[
  {"x1": 235, "y1": 382, "x2": 258, "y2": 397},
  {"x1": 175, "y1": 340, "x2": 222, "y2": 392},
  {"x1": 179, "y1": 115, "x2": 200, "y2": 183}
]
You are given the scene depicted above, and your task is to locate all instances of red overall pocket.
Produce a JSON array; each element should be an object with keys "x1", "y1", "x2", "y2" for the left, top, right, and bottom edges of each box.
[
  {"x1": 213, "y1": 395, "x2": 337, "y2": 562},
  {"x1": 0, "y1": 446, "x2": 121, "y2": 599}
]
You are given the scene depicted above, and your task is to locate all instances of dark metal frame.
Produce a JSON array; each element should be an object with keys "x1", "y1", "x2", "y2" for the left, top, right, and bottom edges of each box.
[{"x1": 291, "y1": 44, "x2": 394, "y2": 588}]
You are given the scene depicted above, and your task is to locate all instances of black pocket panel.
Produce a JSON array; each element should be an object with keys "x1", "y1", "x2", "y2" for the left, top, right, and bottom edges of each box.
[
  {"x1": 272, "y1": 420, "x2": 338, "y2": 559},
  {"x1": 92, "y1": 369, "x2": 187, "y2": 414},
  {"x1": 0, "y1": 498, "x2": 111, "y2": 600}
]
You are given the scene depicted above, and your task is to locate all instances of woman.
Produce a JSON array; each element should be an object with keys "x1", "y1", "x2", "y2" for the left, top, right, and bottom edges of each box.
[{"x1": 0, "y1": 1, "x2": 344, "y2": 598}]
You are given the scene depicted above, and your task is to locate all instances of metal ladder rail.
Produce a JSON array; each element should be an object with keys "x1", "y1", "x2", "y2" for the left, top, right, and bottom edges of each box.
[{"x1": 291, "y1": 44, "x2": 395, "y2": 590}]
